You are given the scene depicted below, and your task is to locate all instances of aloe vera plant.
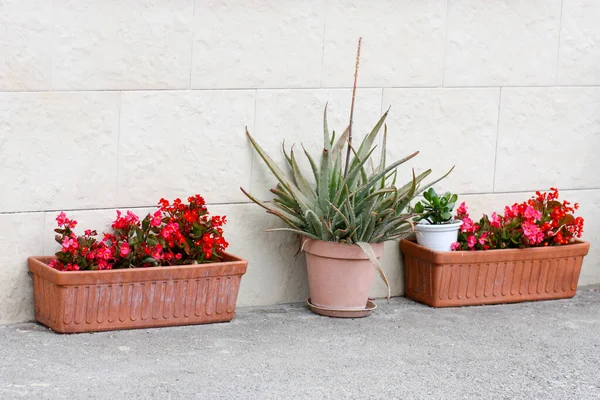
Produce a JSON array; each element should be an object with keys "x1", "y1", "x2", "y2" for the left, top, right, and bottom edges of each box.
[
  {"x1": 240, "y1": 40, "x2": 452, "y2": 295},
  {"x1": 242, "y1": 108, "x2": 452, "y2": 244}
]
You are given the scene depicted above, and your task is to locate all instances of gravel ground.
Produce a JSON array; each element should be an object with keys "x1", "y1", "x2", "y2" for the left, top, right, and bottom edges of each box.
[{"x1": 1, "y1": 288, "x2": 600, "y2": 399}]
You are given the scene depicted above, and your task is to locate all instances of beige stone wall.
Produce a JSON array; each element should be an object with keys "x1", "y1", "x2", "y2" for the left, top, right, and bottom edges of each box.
[{"x1": 1, "y1": 0, "x2": 599, "y2": 323}]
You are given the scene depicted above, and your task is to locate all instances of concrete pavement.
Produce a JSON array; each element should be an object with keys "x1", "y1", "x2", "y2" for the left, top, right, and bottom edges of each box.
[{"x1": 1, "y1": 288, "x2": 600, "y2": 399}]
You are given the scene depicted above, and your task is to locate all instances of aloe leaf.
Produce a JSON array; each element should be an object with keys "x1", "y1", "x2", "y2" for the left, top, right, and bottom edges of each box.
[
  {"x1": 265, "y1": 210, "x2": 303, "y2": 230},
  {"x1": 246, "y1": 128, "x2": 295, "y2": 194},
  {"x1": 240, "y1": 187, "x2": 303, "y2": 225},
  {"x1": 354, "y1": 151, "x2": 420, "y2": 200},
  {"x1": 331, "y1": 125, "x2": 350, "y2": 156},
  {"x1": 270, "y1": 185, "x2": 299, "y2": 209},
  {"x1": 282, "y1": 141, "x2": 293, "y2": 171},
  {"x1": 323, "y1": 104, "x2": 332, "y2": 152},
  {"x1": 344, "y1": 144, "x2": 376, "y2": 190},
  {"x1": 352, "y1": 108, "x2": 389, "y2": 169},
  {"x1": 318, "y1": 146, "x2": 331, "y2": 215},
  {"x1": 379, "y1": 124, "x2": 387, "y2": 177},
  {"x1": 305, "y1": 209, "x2": 324, "y2": 238},
  {"x1": 290, "y1": 148, "x2": 316, "y2": 200},
  {"x1": 246, "y1": 129, "x2": 316, "y2": 218},
  {"x1": 302, "y1": 144, "x2": 320, "y2": 184},
  {"x1": 416, "y1": 166, "x2": 455, "y2": 196},
  {"x1": 265, "y1": 228, "x2": 320, "y2": 240},
  {"x1": 356, "y1": 242, "x2": 390, "y2": 299}
]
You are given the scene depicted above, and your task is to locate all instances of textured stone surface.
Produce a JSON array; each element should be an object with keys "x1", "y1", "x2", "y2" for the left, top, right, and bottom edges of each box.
[
  {"x1": 558, "y1": 0, "x2": 600, "y2": 85},
  {"x1": 250, "y1": 88, "x2": 383, "y2": 200},
  {"x1": 0, "y1": 0, "x2": 51, "y2": 90},
  {"x1": 322, "y1": 0, "x2": 446, "y2": 87},
  {"x1": 118, "y1": 90, "x2": 255, "y2": 207},
  {"x1": 495, "y1": 87, "x2": 600, "y2": 192},
  {"x1": 211, "y1": 203, "x2": 309, "y2": 306},
  {"x1": 192, "y1": 0, "x2": 324, "y2": 89},
  {"x1": 0, "y1": 212, "x2": 44, "y2": 324},
  {"x1": 445, "y1": 0, "x2": 561, "y2": 86},
  {"x1": 52, "y1": 0, "x2": 193, "y2": 90},
  {"x1": 2, "y1": 289, "x2": 600, "y2": 398},
  {"x1": 460, "y1": 189, "x2": 600, "y2": 286},
  {"x1": 383, "y1": 88, "x2": 500, "y2": 194},
  {"x1": 0, "y1": 92, "x2": 120, "y2": 212}
]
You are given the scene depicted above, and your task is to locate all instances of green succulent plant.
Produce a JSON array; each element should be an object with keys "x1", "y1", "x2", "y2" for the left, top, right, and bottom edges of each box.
[
  {"x1": 240, "y1": 38, "x2": 452, "y2": 295},
  {"x1": 241, "y1": 106, "x2": 452, "y2": 294},
  {"x1": 413, "y1": 188, "x2": 459, "y2": 224}
]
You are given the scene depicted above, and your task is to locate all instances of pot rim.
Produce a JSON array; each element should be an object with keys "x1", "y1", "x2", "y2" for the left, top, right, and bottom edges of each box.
[
  {"x1": 28, "y1": 252, "x2": 248, "y2": 286},
  {"x1": 301, "y1": 238, "x2": 385, "y2": 260},
  {"x1": 401, "y1": 239, "x2": 590, "y2": 263}
]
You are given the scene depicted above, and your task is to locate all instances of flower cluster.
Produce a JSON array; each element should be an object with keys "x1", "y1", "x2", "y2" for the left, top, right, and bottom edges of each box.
[
  {"x1": 50, "y1": 195, "x2": 229, "y2": 271},
  {"x1": 452, "y1": 188, "x2": 584, "y2": 251}
]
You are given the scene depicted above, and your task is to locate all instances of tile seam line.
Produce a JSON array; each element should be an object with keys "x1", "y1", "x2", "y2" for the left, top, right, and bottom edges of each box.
[
  {"x1": 555, "y1": 0, "x2": 564, "y2": 85},
  {"x1": 0, "y1": 202, "x2": 258, "y2": 215},
  {"x1": 492, "y1": 88, "x2": 502, "y2": 192},
  {"x1": 2, "y1": 85, "x2": 600, "y2": 94},
  {"x1": 3, "y1": 188, "x2": 600, "y2": 215}
]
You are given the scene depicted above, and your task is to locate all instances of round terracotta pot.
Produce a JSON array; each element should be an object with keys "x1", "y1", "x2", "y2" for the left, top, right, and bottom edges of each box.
[{"x1": 303, "y1": 239, "x2": 385, "y2": 310}]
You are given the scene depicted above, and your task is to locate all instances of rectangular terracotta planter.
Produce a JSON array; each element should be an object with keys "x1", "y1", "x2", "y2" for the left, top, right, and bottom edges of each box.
[
  {"x1": 28, "y1": 253, "x2": 247, "y2": 333},
  {"x1": 400, "y1": 240, "x2": 590, "y2": 307}
]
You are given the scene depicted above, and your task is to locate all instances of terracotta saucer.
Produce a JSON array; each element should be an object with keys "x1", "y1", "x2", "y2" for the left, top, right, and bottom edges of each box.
[{"x1": 306, "y1": 298, "x2": 377, "y2": 318}]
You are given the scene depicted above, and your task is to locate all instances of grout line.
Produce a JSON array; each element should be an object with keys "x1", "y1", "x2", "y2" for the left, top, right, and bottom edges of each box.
[
  {"x1": 4, "y1": 187, "x2": 600, "y2": 216},
  {"x1": 555, "y1": 0, "x2": 565, "y2": 85},
  {"x1": 492, "y1": 88, "x2": 502, "y2": 192},
  {"x1": 319, "y1": 1, "x2": 327, "y2": 88},
  {"x1": 461, "y1": 187, "x2": 600, "y2": 196},
  {"x1": 188, "y1": 0, "x2": 196, "y2": 89},
  {"x1": 0, "y1": 201, "x2": 257, "y2": 216},
  {"x1": 42, "y1": 211, "x2": 47, "y2": 256},
  {"x1": 3, "y1": 84, "x2": 600, "y2": 95},
  {"x1": 48, "y1": 0, "x2": 56, "y2": 90},
  {"x1": 441, "y1": 0, "x2": 450, "y2": 87},
  {"x1": 115, "y1": 92, "x2": 123, "y2": 204},
  {"x1": 247, "y1": 89, "x2": 258, "y2": 194}
]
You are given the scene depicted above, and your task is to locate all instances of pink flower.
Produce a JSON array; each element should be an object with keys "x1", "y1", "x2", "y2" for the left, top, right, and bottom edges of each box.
[
  {"x1": 478, "y1": 232, "x2": 488, "y2": 245},
  {"x1": 491, "y1": 212, "x2": 501, "y2": 228},
  {"x1": 120, "y1": 242, "x2": 130, "y2": 257},
  {"x1": 456, "y1": 202, "x2": 468, "y2": 216},
  {"x1": 62, "y1": 236, "x2": 79, "y2": 251},
  {"x1": 524, "y1": 206, "x2": 542, "y2": 221},
  {"x1": 450, "y1": 242, "x2": 461, "y2": 251},
  {"x1": 125, "y1": 211, "x2": 139, "y2": 225},
  {"x1": 504, "y1": 205, "x2": 518, "y2": 219},
  {"x1": 68, "y1": 219, "x2": 78, "y2": 228},
  {"x1": 56, "y1": 212, "x2": 68, "y2": 226},
  {"x1": 64, "y1": 263, "x2": 80, "y2": 271},
  {"x1": 151, "y1": 244, "x2": 163, "y2": 260},
  {"x1": 467, "y1": 235, "x2": 477, "y2": 249},
  {"x1": 150, "y1": 210, "x2": 162, "y2": 227},
  {"x1": 522, "y1": 221, "x2": 544, "y2": 245},
  {"x1": 98, "y1": 246, "x2": 113, "y2": 260},
  {"x1": 96, "y1": 259, "x2": 111, "y2": 270},
  {"x1": 161, "y1": 222, "x2": 180, "y2": 240},
  {"x1": 461, "y1": 217, "x2": 474, "y2": 233}
]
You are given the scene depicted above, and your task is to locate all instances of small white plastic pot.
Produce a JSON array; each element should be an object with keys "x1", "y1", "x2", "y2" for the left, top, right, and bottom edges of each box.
[{"x1": 414, "y1": 220, "x2": 463, "y2": 252}]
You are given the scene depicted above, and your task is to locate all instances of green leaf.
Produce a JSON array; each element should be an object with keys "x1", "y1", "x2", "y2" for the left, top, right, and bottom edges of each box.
[
  {"x1": 323, "y1": 103, "x2": 331, "y2": 152},
  {"x1": 290, "y1": 148, "x2": 316, "y2": 200},
  {"x1": 356, "y1": 242, "x2": 390, "y2": 299}
]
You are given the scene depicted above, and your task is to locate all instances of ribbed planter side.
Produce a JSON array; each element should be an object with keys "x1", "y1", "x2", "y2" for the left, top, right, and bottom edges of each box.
[
  {"x1": 400, "y1": 240, "x2": 590, "y2": 307},
  {"x1": 28, "y1": 254, "x2": 247, "y2": 333}
]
